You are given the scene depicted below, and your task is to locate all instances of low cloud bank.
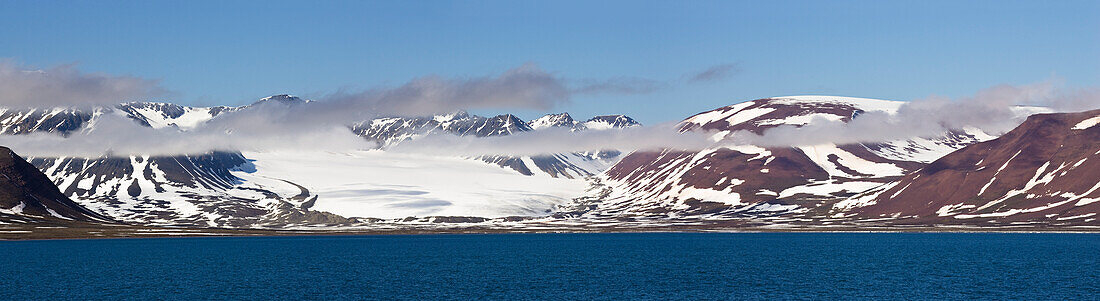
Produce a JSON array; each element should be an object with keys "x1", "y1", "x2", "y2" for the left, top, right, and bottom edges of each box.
[
  {"x1": 0, "y1": 60, "x2": 167, "y2": 108},
  {"x1": 4, "y1": 114, "x2": 373, "y2": 157},
  {"x1": 2, "y1": 114, "x2": 713, "y2": 158},
  {"x1": 388, "y1": 124, "x2": 715, "y2": 157},
  {"x1": 729, "y1": 81, "x2": 1100, "y2": 147}
]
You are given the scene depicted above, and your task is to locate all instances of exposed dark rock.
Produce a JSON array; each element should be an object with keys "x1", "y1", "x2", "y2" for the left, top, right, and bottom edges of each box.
[{"x1": 0, "y1": 146, "x2": 110, "y2": 222}]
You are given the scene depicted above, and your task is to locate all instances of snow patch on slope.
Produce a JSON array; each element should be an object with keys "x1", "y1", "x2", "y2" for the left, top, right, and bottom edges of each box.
[
  {"x1": 799, "y1": 144, "x2": 905, "y2": 177},
  {"x1": 772, "y1": 95, "x2": 903, "y2": 113},
  {"x1": 1072, "y1": 115, "x2": 1100, "y2": 130}
]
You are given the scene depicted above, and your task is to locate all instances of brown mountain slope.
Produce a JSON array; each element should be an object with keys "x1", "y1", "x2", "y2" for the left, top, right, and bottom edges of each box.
[{"x1": 845, "y1": 109, "x2": 1100, "y2": 226}]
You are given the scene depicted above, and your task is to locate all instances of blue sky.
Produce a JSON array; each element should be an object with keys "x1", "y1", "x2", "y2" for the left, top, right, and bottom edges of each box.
[{"x1": 1, "y1": 0, "x2": 1097, "y2": 124}]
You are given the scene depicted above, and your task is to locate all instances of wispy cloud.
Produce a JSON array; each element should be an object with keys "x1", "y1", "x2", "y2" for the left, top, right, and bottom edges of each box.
[
  {"x1": 319, "y1": 63, "x2": 571, "y2": 117},
  {"x1": 571, "y1": 77, "x2": 665, "y2": 95},
  {"x1": 0, "y1": 60, "x2": 167, "y2": 108},
  {"x1": 686, "y1": 63, "x2": 739, "y2": 83}
]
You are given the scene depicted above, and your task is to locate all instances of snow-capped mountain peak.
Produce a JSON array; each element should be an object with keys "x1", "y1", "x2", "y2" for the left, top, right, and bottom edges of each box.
[
  {"x1": 581, "y1": 115, "x2": 639, "y2": 130},
  {"x1": 529, "y1": 112, "x2": 578, "y2": 130},
  {"x1": 771, "y1": 95, "x2": 903, "y2": 113},
  {"x1": 253, "y1": 94, "x2": 309, "y2": 106},
  {"x1": 529, "y1": 113, "x2": 641, "y2": 131},
  {"x1": 116, "y1": 102, "x2": 234, "y2": 130},
  {"x1": 680, "y1": 96, "x2": 903, "y2": 133}
]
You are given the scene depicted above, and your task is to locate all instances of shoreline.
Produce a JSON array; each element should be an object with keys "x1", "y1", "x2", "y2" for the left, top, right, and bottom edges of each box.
[{"x1": 4, "y1": 223, "x2": 1099, "y2": 241}]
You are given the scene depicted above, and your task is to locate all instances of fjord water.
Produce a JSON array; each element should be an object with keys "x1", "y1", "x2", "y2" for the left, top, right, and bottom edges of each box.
[{"x1": 1, "y1": 233, "x2": 1096, "y2": 300}]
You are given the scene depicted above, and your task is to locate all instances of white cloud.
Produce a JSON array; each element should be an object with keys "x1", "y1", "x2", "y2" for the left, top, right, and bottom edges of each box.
[{"x1": 0, "y1": 60, "x2": 167, "y2": 108}]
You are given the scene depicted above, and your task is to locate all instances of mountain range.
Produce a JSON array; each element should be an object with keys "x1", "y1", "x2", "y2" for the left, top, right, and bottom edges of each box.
[{"x1": 1, "y1": 94, "x2": 1097, "y2": 230}]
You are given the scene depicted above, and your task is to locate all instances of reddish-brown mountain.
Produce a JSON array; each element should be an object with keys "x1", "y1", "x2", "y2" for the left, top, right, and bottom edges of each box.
[{"x1": 842, "y1": 109, "x2": 1100, "y2": 226}]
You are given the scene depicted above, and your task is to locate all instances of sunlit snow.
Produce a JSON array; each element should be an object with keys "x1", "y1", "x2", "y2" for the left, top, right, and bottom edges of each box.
[{"x1": 237, "y1": 150, "x2": 588, "y2": 219}]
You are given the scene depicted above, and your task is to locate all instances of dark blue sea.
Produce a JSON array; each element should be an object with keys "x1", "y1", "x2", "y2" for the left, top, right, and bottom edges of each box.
[{"x1": 0, "y1": 233, "x2": 1097, "y2": 300}]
